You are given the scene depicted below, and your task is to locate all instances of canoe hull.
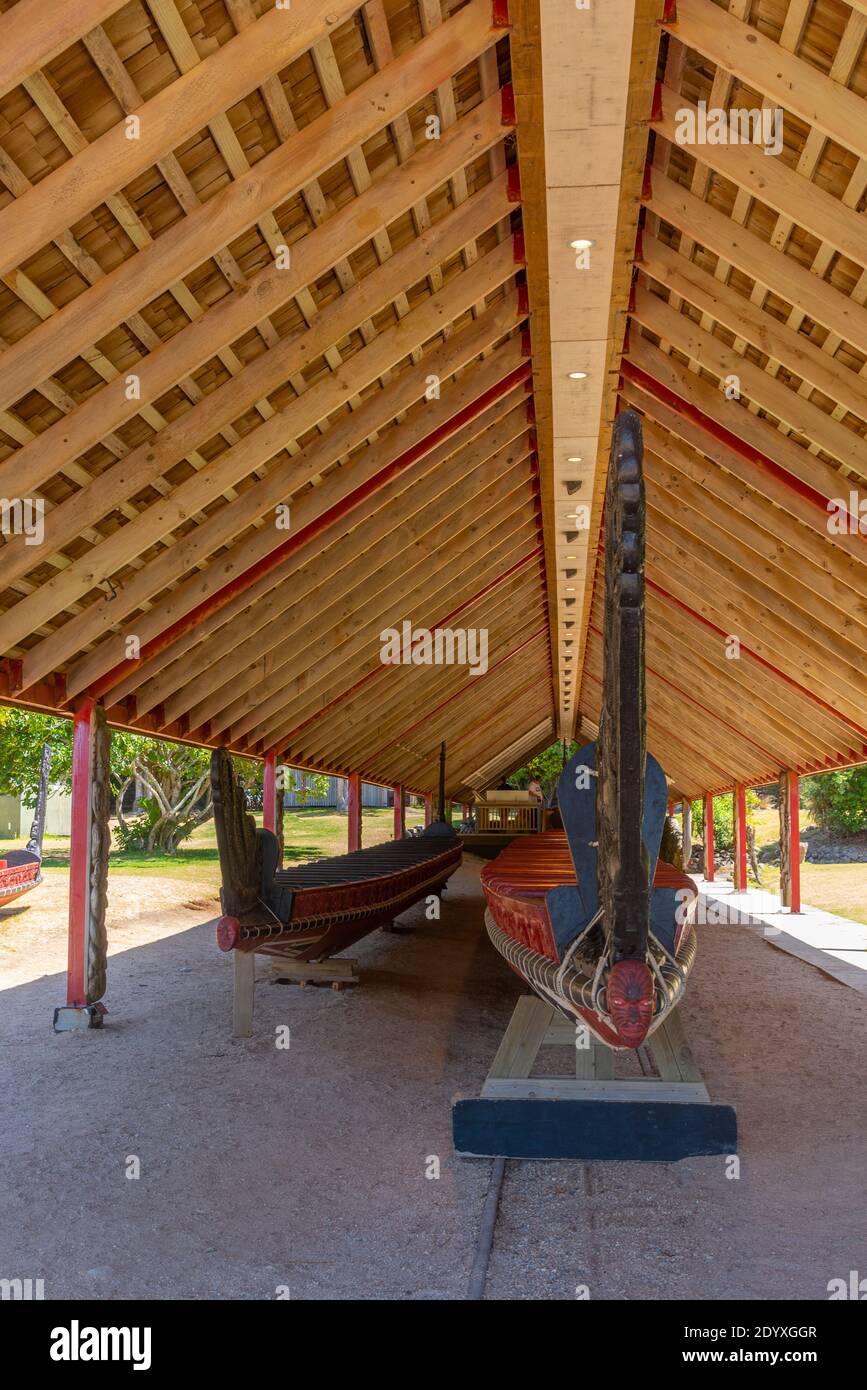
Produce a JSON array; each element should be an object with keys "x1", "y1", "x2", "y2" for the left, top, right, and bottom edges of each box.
[{"x1": 481, "y1": 831, "x2": 697, "y2": 1048}]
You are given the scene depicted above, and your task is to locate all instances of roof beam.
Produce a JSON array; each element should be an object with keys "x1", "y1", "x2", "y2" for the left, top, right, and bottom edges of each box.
[
  {"x1": 638, "y1": 417, "x2": 867, "y2": 609},
  {"x1": 299, "y1": 609, "x2": 548, "y2": 768},
  {"x1": 159, "y1": 414, "x2": 533, "y2": 724},
  {"x1": 630, "y1": 288, "x2": 866, "y2": 476},
  {"x1": 653, "y1": 86, "x2": 867, "y2": 272},
  {"x1": 1, "y1": 173, "x2": 515, "y2": 581},
  {"x1": 240, "y1": 536, "x2": 542, "y2": 755},
  {"x1": 0, "y1": 0, "x2": 508, "y2": 414},
  {"x1": 623, "y1": 336, "x2": 867, "y2": 556},
  {"x1": 214, "y1": 475, "x2": 536, "y2": 741},
  {"x1": 59, "y1": 328, "x2": 529, "y2": 697},
  {"x1": 639, "y1": 234, "x2": 867, "y2": 426},
  {"x1": 643, "y1": 172, "x2": 867, "y2": 361},
  {"x1": 0, "y1": 1, "x2": 360, "y2": 280},
  {"x1": 665, "y1": 0, "x2": 867, "y2": 164},
  {"x1": 109, "y1": 387, "x2": 529, "y2": 709},
  {"x1": 0, "y1": 0, "x2": 127, "y2": 101},
  {"x1": 3, "y1": 246, "x2": 520, "y2": 654}
]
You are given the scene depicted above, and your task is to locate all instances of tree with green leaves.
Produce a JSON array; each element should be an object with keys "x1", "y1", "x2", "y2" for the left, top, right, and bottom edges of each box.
[
  {"x1": 0, "y1": 708, "x2": 260, "y2": 855},
  {"x1": 507, "y1": 740, "x2": 579, "y2": 800}
]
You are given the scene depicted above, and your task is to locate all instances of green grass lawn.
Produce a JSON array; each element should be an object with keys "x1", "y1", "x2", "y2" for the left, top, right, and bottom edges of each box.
[
  {"x1": 3, "y1": 806, "x2": 426, "y2": 889},
  {"x1": 705, "y1": 796, "x2": 867, "y2": 926}
]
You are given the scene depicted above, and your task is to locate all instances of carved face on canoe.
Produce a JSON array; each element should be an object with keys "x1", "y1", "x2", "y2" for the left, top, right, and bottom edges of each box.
[{"x1": 607, "y1": 959, "x2": 655, "y2": 1047}]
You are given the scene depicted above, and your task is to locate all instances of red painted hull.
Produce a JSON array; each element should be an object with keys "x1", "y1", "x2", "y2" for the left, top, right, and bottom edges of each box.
[
  {"x1": 481, "y1": 831, "x2": 697, "y2": 1048},
  {"x1": 0, "y1": 851, "x2": 42, "y2": 909}
]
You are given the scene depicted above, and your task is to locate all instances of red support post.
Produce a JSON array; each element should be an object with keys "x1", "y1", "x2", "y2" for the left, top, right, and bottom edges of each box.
[
  {"x1": 703, "y1": 794, "x2": 715, "y2": 882},
  {"x1": 263, "y1": 749, "x2": 278, "y2": 834},
  {"x1": 393, "y1": 784, "x2": 404, "y2": 840},
  {"x1": 423, "y1": 794, "x2": 432, "y2": 828},
  {"x1": 347, "y1": 773, "x2": 362, "y2": 852},
  {"x1": 733, "y1": 784, "x2": 747, "y2": 891}
]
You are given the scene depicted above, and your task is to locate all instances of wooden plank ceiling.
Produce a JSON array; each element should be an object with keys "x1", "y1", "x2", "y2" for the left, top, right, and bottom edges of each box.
[{"x1": 0, "y1": 0, "x2": 864, "y2": 804}]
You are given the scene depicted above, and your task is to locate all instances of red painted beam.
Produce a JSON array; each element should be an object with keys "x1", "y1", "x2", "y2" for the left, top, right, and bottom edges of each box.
[
  {"x1": 85, "y1": 362, "x2": 533, "y2": 707},
  {"x1": 263, "y1": 748, "x2": 278, "y2": 834},
  {"x1": 621, "y1": 359, "x2": 864, "y2": 534},
  {"x1": 347, "y1": 772, "x2": 362, "y2": 852},
  {"x1": 273, "y1": 548, "x2": 542, "y2": 755},
  {"x1": 361, "y1": 628, "x2": 548, "y2": 772},
  {"x1": 588, "y1": 620, "x2": 779, "y2": 768},
  {"x1": 67, "y1": 698, "x2": 96, "y2": 1007},
  {"x1": 646, "y1": 578, "x2": 867, "y2": 744}
]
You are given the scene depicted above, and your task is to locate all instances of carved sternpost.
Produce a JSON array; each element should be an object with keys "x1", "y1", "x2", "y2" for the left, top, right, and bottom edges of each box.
[{"x1": 54, "y1": 700, "x2": 110, "y2": 1030}]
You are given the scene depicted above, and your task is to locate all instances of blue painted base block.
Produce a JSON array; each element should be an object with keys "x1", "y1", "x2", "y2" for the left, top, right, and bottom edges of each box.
[{"x1": 453, "y1": 1096, "x2": 737, "y2": 1162}]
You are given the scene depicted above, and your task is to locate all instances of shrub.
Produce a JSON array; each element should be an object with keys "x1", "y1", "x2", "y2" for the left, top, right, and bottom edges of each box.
[
  {"x1": 802, "y1": 768, "x2": 867, "y2": 836},
  {"x1": 690, "y1": 789, "x2": 759, "y2": 854}
]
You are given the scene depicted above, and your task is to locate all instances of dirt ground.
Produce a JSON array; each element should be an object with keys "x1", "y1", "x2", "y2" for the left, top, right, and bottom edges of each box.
[{"x1": 1, "y1": 855, "x2": 865, "y2": 1301}]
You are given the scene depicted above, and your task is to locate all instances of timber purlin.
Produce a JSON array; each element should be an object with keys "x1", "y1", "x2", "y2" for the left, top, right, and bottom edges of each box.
[{"x1": 0, "y1": 0, "x2": 863, "y2": 820}]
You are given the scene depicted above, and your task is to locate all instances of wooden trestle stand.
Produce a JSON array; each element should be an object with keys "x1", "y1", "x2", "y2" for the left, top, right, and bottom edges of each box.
[{"x1": 453, "y1": 988, "x2": 736, "y2": 1162}]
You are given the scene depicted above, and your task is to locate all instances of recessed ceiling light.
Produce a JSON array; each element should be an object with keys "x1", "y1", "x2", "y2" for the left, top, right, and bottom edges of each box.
[
  {"x1": 567, "y1": 456, "x2": 583, "y2": 463},
  {"x1": 568, "y1": 371, "x2": 588, "y2": 380},
  {"x1": 570, "y1": 238, "x2": 594, "y2": 251}
]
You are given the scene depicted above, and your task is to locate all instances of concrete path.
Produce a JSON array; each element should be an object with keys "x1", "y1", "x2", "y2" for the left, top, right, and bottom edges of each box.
[{"x1": 693, "y1": 877, "x2": 867, "y2": 996}]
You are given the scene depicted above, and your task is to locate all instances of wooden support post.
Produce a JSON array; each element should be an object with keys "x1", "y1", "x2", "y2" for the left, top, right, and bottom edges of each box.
[
  {"x1": 423, "y1": 794, "x2": 433, "y2": 828},
  {"x1": 392, "y1": 784, "x2": 404, "y2": 840},
  {"x1": 54, "y1": 699, "x2": 110, "y2": 1031},
  {"x1": 733, "y1": 784, "x2": 747, "y2": 891},
  {"x1": 348, "y1": 772, "x2": 362, "y2": 852},
  {"x1": 682, "y1": 800, "x2": 692, "y2": 871},
  {"x1": 703, "y1": 793, "x2": 715, "y2": 882},
  {"x1": 779, "y1": 770, "x2": 801, "y2": 913}
]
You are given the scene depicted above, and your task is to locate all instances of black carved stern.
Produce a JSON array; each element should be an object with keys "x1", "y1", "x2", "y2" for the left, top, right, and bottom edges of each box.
[{"x1": 597, "y1": 410, "x2": 655, "y2": 1043}]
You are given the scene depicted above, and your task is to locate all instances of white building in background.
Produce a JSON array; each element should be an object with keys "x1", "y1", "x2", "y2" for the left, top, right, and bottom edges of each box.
[
  {"x1": 0, "y1": 792, "x2": 71, "y2": 840},
  {"x1": 282, "y1": 775, "x2": 412, "y2": 810}
]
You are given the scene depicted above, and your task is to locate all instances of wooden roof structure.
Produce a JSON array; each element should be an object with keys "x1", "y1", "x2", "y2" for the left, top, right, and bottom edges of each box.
[{"x1": 0, "y1": 0, "x2": 864, "y2": 804}]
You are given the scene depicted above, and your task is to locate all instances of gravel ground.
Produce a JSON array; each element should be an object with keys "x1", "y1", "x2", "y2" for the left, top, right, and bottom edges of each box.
[{"x1": 0, "y1": 856, "x2": 864, "y2": 1301}]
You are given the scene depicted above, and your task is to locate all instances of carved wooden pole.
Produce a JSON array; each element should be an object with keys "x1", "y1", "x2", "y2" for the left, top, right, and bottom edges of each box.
[
  {"x1": 703, "y1": 793, "x2": 715, "y2": 882},
  {"x1": 437, "y1": 740, "x2": 446, "y2": 822},
  {"x1": 392, "y1": 783, "x2": 404, "y2": 840},
  {"x1": 779, "y1": 770, "x2": 801, "y2": 913},
  {"x1": 682, "y1": 800, "x2": 692, "y2": 871},
  {"x1": 733, "y1": 783, "x2": 747, "y2": 891},
  {"x1": 347, "y1": 772, "x2": 362, "y2": 852},
  {"x1": 423, "y1": 794, "x2": 432, "y2": 827},
  {"x1": 55, "y1": 698, "x2": 110, "y2": 1031}
]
